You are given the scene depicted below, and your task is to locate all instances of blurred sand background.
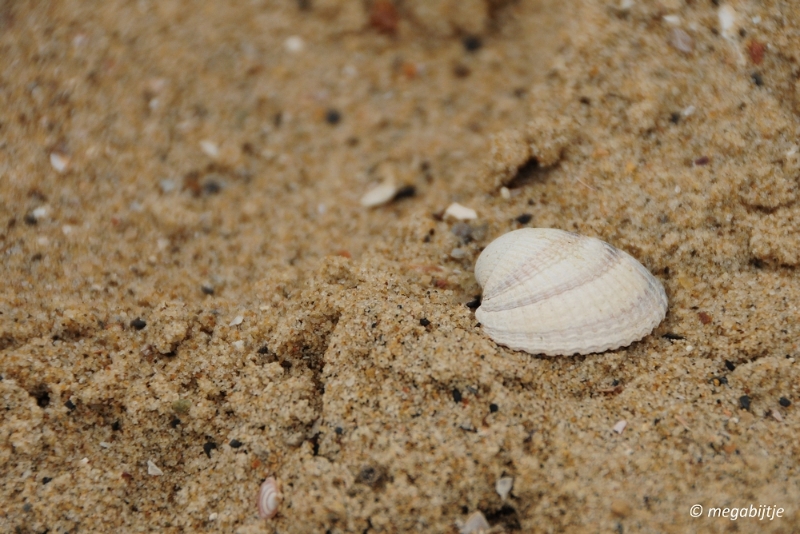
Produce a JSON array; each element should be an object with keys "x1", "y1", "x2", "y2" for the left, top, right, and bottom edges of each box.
[{"x1": 1, "y1": 0, "x2": 799, "y2": 532}]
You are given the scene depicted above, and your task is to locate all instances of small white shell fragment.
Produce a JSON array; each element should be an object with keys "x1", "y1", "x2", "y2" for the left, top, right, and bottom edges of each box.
[
  {"x1": 50, "y1": 152, "x2": 70, "y2": 173},
  {"x1": 257, "y1": 477, "x2": 282, "y2": 519},
  {"x1": 360, "y1": 181, "x2": 398, "y2": 208},
  {"x1": 444, "y1": 202, "x2": 477, "y2": 221},
  {"x1": 719, "y1": 5, "x2": 736, "y2": 39},
  {"x1": 233, "y1": 340, "x2": 245, "y2": 351},
  {"x1": 200, "y1": 140, "x2": 220, "y2": 158},
  {"x1": 613, "y1": 420, "x2": 628, "y2": 434},
  {"x1": 662, "y1": 15, "x2": 680, "y2": 25},
  {"x1": 771, "y1": 409, "x2": 783, "y2": 422},
  {"x1": 669, "y1": 28, "x2": 694, "y2": 53},
  {"x1": 32, "y1": 206, "x2": 48, "y2": 220},
  {"x1": 229, "y1": 315, "x2": 244, "y2": 327},
  {"x1": 450, "y1": 248, "x2": 468, "y2": 259},
  {"x1": 99, "y1": 441, "x2": 111, "y2": 449},
  {"x1": 284, "y1": 35, "x2": 305, "y2": 53},
  {"x1": 500, "y1": 186, "x2": 511, "y2": 200},
  {"x1": 474, "y1": 228, "x2": 667, "y2": 356},
  {"x1": 495, "y1": 476, "x2": 514, "y2": 500},
  {"x1": 459, "y1": 511, "x2": 490, "y2": 534},
  {"x1": 147, "y1": 460, "x2": 163, "y2": 476},
  {"x1": 208, "y1": 512, "x2": 218, "y2": 521}
]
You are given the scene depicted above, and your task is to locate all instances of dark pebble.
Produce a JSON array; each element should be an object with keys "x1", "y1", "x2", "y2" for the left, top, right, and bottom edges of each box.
[
  {"x1": 257, "y1": 346, "x2": 270, "y2": 354},
  {"x1": 170, "y1": 417, "x2": 181, "y2": 428},
  {"x1": 229, "y1": 439, "x2": 243, "y2": 448},
  {"x1": 24, "y1": 213, "x2": 37, "y2": 225},
  {"x1": 64, "y1": 400, "x2": 76, "y2": 411},
  {"x1": 419, "y1": 318, "x2": 430, "y2": 327},
  {"x1": 739, "y1": 395, "x2": 751, "y2": 411},
  {"x1": 452, "y1": 388, "x2": 462, "y2": 403},
  {"x1": 670, "y1": 112, "x2": 680, "y2": 124},
  {"x1": 489, "y1": 403, "x2": 498, "y2": 413},
  {"x1": 335, "y1": 426, "x2": 344, "y2": 435},
  {"x1": 751, "y1": 72, "x2": 763, "y2": 86},
  {"x1": 35, "y1": 390, "x2": 50, "y2": 408},
  {"x1": 201, "y1": 285, "x2": 215, "y2": 295},
  {"x1": 694, "y1": 156, "x2": 710, "y2": 166},
  {"x1": 466, "y1": 297, "x2": 481, "y2": 309},
  {"x1": 130, "y1": 318, "x2": 147, "y2": 330},
  {"x1": 662, "y1": 332, "x2": 685, "y2": 340},
  {"x1": 779, "y1": 397, "x2": 791, "y2": 407},
  {"x1": 463, "y1": 35, "x2": 483, "y2": 52},
  {"x1": 23, "y1": 503, "x2": 32, "y2": 512},
  {"x1": 515, "y1": 213, "x2": 532, "y2": 225},
  {"x1": 203, "y1": 441, "x2": 217, "y2": 458},
  {"x1": 725, "y1": 360, "x2": 736, "y2": 372},
  {"x1": 325, "y1": 109, "x2": 341, "y2": 125},
  {"x1": 203, "y1": 180, "x2": 221, "y2": 195},
  {"x1": 111, "y1": 421, "x2": 121, "y2": 431},
  {"x1": 42, "y1": 477, "x2": 52, "y2": 485},
  {"x1": 393, "y1": 185, "x2": 416, "y2": 200}
]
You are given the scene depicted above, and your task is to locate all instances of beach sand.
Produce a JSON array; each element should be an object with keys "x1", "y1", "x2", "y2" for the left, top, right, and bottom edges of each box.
[{"x1": 1, "y1": 1, "x2": 799, "y2": 532}]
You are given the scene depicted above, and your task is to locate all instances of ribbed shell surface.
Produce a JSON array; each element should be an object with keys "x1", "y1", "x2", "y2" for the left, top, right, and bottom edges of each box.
[{"x1": 475, "y1": 228, "x2": 667, "y2": 356}]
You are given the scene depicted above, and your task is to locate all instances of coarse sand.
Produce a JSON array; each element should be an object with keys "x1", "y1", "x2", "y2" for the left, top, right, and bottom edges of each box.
[{"x1": 1, "y1": 1, "x2": 799, "y2": 532}]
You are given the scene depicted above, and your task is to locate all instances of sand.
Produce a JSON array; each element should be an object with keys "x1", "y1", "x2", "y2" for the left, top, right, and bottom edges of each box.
[{"x1": 1, "y1": 0, "x2": 799, "y2": 532}]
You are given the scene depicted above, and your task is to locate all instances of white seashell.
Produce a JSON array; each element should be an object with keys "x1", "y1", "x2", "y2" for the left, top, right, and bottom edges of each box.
[
  {"x1": 360, "y1": 180, "x2": 398, "y2": 208},
  {"x1": 495, "y1": 476, "x2": 514, "y2": 500},
  {"x1": 613, "y1": 420, "x2": 627, "y2": 434},
  {"x1": 257, "y1": 477, "x2": 282, "y2": 520},
  {"x1": 459, "y1": 511, "x2": 490, "y2": 534},
  {"x1": 445, "y1": 202, "x2": 477, "y2": 220},
  {"x1": 147, "y1": 460, "x2": 163, "y2": 476},
  {"x1": 474, "y1": 228, "x2": 667, "y2": 356}
]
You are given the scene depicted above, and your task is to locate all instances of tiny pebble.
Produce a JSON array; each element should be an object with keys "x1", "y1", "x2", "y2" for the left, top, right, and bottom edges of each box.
[
  {"x1": 452, "y1": 388, "x2": 462, "y2": 403},
  {"x1": 50, "y1": 152, "x2": 70, "y2": 173},
  {"x1": 725, "y1": 360, "x2": 736, "y2": 371},
  {"x1": 32, "y1": 206, "x2": 48, "y2": 220},
  {"x1": 229, "y1": 315, "x2": 244, "y2": 327},
  {"x1": 500, "y1": 186, "x2": 510, "y2": 200},
  {"x1": 739, "y1": 395, "x2": 751, "y2": 411},
  {"x1": 779, "y1": 397, "x2": 791, "y2": 407},
  {"x1": 24, "y1": 213, "x2": 38, "y2": 225},
  {"x1": 65, "y1": 400, "x2": 76, "y2": 411},
  {"x1": 489, "y1": 403, "x2": 498, "y2": 413},
  {"x1": 208, "y1": 513, "x2": 218, "y2": 521},
  {"x1": 233, "y1": 340, "x2": 245, "y2": 350},
  {"x1": 450, "y1": 248, "x2": 467, "y2": 259},
  {"x1": 203, "y1": 441, "x2": 217, "y2": 458},
  {"x1": 462, "y1": 35, "x2": 483, "y2": 52},
  {"x1": 325, "y1": 109, "x2": 341, "y2": 125},
  {"x1": 682, "y1": 105, "x2": 696, "y2": 117},
  {"x1": 230, "y1": 439, "x2": 243, "y2": 448},
  {"x1": 131, "y1": 318, "x2": 147, "y2": 330},
  {"x1": 444, "y1": 202, "x2": 477, "y2": 221},
  {"x1": 42, "y1": 477, "x2": 52, "y2": 485},
  {"x1": 612, "y1": 420, "x2": 627, "y2": 434},
  {"x1": 201, "y1": 285, "x2": 215, "y2": 295},
  {"x1": 751, "y1": 72, "x2": 763, "y2": 86},
  {"x1": 515, "y1": 213, "x2": 532, "y2": 224},
  {"x1": 99, "y1": 441, "x2": 111, "y2": 448},
  {"x1": 465, "y1": 297, "x2": 481, "y2": 309},
  {"x1": 147, "y1": 460, "x2": 164, "y2": 476},
  {"x1": 284, "y1": 35, "x2": 304, "y2": 53},
  {"x1": 419, "y1": 318, "x2": 430, "y2": 327},
  {"x1": 393, "y1": 184, "x2": 416, "y2": 200}
]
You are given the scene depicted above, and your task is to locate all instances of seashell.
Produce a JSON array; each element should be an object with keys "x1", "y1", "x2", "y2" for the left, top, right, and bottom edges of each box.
[
  {"x1": 458, "y1": 511, "x2": 490, "y2": 534},
  {"x1": 445, "y1": 202, "x2": 477, "y2": 221},
  {"x1": 495, "y1": 476, "x2": 514, "y2": 500},
  {"x1": 257, "y1": 477, "x2": 282, "y2": 519},
  {"x1": 474, "y1": 228, "x2": 667, "y2": 356}
]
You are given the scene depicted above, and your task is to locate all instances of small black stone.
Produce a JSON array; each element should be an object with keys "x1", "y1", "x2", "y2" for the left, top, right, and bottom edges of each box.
[
  {"x1": 64, "y1": 400, "x2": 76, "y2": 411},
  {"x1": 611, "y1": 379, "x2": 620, "y2": 387},
  {"x1": 257, "y1": 345, "x2": 270, "y2": 355},
  {"x1": 779, "y1": 397, "x2": 791, "y2": 407},
  {"x1": 229, "y1": 439, "x2": 243, "y2": 448},
  {"x1": 42, "y1": 477, "x2": 52, "y2": 485},
  {"x1": 203, "y1": 180, "x2": 221, "y2": 195},
  {"x1": 489, "y1": 403, "x2": 499, "y2": 413},
  {"x1": 203, "y1": 441, "x2": 217, "y2": 458},
  {"x1": 452, "y1": 388, "x2": 462, "y2": 403},
  {"x1": 725, "y1": 360, "x2": 736, "y2": 372},
  {"x1": 170, "y1": 417, "x2": 181, "y2": 428},
  {"x1": 201, "y1": 285, "x2": 215, "y2": 295},
  {"x1": 515, "y1": 213, "x2": 532, "y2": 224},
  {"x1": 751, "y1": 72, "x2": 763, "y2": 86},
  {"x1": 466, "y1": 297, "x2": 481, "y2": 309},
  {"x1": 130, "y1": 318, "x2": 147, "y2": 330},
  {"x1": 662, "y1": 332, "x2": 685, "y2": 340},
  {"x1": 463, "y1": 35, "x2": 483, "y2": 52},
  {"x1": 24, "y1": 213, "x2": 38, "y2": 226},
  {"x1": 23, "y1": 503, "x2": 32, "y2": 512},
  {"x1": 419, "y1": 318, "x2": 431, "y2": 327},
  {"x1": 739, "y1": 395, "x2": 751, "y2": 411},
  {"x1": 34, "y1": 390, "x2": 50, "y2": 408},
  {"x1": 111, "y1": 421, "x2": 121, "y2": 431},
  {"x1": 394, "y1": 185, "x2": 416, "y2": 200},
  {"x1": 335, "y1": 426, "x2": 344, "y2": 435},
  {"x1": 670, "y1": 112, "x2": 681, "y2": 124},
  {"x1": 325, "y1": 109, "x2": 341, "y2": 125}
]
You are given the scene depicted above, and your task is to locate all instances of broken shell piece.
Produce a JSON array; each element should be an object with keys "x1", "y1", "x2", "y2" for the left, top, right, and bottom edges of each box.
[
  {"x1": 258, "y1": 477, "x2": 282, "y2": 519},
  {"x1": 474, "y1": 228, "x2": 667, "y2": 356},
  {"x1": 50, "y1": 152, "x2": 70, "y2": 173},
  {"x1": 495, "y1": 476, "x2": 514, "y2": 500},
  {"x1": 613, "y1": 420, "x2": 628, "y2": 434},
  {"x1": 360, "y1": 181, "x2": 398, "y2": 208},
  {"x1": 147, "y1": 460, "x2": 164, "y2": 476},
  {"x1": 445, "y1": 202, "x2": 477, "y2": 221},
  {"x1": 459, "y1": 511, "x2": 490, "y2": 534}
]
